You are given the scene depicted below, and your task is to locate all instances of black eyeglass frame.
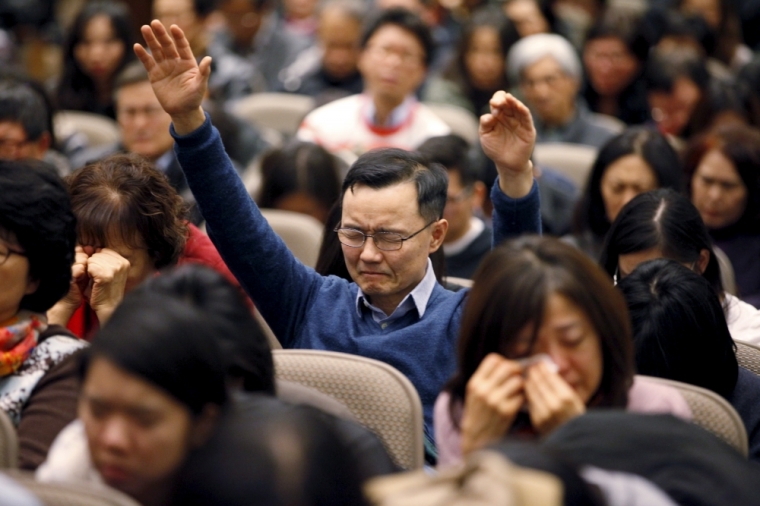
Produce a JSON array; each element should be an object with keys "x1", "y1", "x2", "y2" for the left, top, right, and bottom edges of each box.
[
  {"x1": 0, "y1": 245, "x2": 27, "y2": 266},
  {"x1": 334, "y1": 220, "x2": 437, "y2": 251}
]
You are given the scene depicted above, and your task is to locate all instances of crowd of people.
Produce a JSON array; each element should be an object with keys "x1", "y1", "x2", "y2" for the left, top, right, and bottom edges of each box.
[{"x1": 1, "y1": 0, "x2": 760, "y2": 504}]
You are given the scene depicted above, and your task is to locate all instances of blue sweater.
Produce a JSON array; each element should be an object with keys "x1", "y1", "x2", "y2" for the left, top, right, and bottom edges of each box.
[{"x1": 171, "y1": 115, "x2": 541, "y2": 437}]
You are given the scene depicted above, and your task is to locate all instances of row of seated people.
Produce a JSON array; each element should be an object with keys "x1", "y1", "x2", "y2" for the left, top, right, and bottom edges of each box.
[
  {"x1": 2, "y1": 155, "x2": 760, "y2": 504},
  {"x1": 2, "y1": 20, "x2": 760, "y2": 505},
  {"x1": 1, "y1": 3, "x2": 759, "y2": 302},
  {"x1": 6, "y1": 0, "x2": 760, "y2": 161},
  {"x1": 21, "y1": 0, "x2": 760, "y2": 134}
]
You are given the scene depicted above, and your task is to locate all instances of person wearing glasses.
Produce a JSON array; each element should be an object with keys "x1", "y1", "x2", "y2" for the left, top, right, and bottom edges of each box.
[
  {"x1": 296, "y1": 8, "x2": 450, "y2": 157},
  {"x1": 134, "y1": 18, "x2": 540, "y2": 457},
  {"x1": 507, "y1": 33, "x2": 620, "y2": 149},
  {"x1": 418, "y1": 135, "x2": 489, "y2": 280},
  {"x1": 0, "y1": 160, "x2": 87, "y2": 469},
  {"x1": 0, "y1": 78, "x2": 72, "y2": 178}
]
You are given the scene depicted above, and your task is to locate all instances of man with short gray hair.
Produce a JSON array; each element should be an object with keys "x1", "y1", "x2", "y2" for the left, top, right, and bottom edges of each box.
[{"x1": 507, "y1": 33, "x2": 619, "y2": 148}]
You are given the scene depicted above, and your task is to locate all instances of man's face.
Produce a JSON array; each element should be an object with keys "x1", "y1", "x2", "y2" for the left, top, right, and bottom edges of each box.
[
  {"x1": 443, "y1": 170, "x2": 480, "y2": 244},
  {"x1": 219, "y1": 0, "x2": 262, "y2": 48},
  {"x1": 0, "y1": 121, "x2": 48, "y2": 160},
  {"x1": 358, "y1": 24, "x2": 427, "y2": 105},
  {"x1": 340, "y1": 181, "x2": 446, "y2": 313},
  {"x1": 520, "y1": 56, "x2": 579, "y2": 126},
  {"x1": 319, "y1": 10, "x2": 362, "y2": 81},
  {"x1": 116, "y1": 81, "x2": 174, "y2": 161}
]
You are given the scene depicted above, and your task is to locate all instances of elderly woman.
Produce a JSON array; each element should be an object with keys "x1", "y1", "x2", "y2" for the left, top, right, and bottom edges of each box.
[
  {"x1": 507, "y1": 33, "x2": 620, "y2": 148},
  {"x1": 47, "y1": 153, "x2": 246, "y2": 338},
  {"x1": 0, "y1": 160, "x2": 87, "y2": 469}
]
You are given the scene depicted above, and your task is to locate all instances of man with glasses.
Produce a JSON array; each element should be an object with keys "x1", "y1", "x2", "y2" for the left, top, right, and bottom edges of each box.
[
  {"x1": 297, "y1": 8, "x2": 450, "y2": 156},
  {"x1": 71, "y1": 61, "x2": 203, "y2": 224},
  {"x1": 0, "y1": 79, "x2": 71, "y2": 177},
  {"x1": 135, "y1": 19, "x2": 540, "y2": 454},
  {"x1": 507, "y1": 33, "x2": 619, "y2": 148}
]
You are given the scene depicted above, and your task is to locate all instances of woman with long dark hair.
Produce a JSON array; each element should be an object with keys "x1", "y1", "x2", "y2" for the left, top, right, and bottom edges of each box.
[
  {"x1": 56, "y1": 1, "x2": 135, "y2": 119},
  {"x1": 435, "y1": 236, "x2": 689, "y2": 467}
]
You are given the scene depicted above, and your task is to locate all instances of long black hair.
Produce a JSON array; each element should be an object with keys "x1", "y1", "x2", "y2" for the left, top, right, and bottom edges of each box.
[
  {"x1": 600, "y1": 188, "x2": 723, "y2": 295},
  {"x1": 56, "y1": 0, "x2": 135, "y2": 117},
  {"x1": 618, "y1": 259, "x2": 737, "y2": 399},
  {"x1": 573, "y1": 127, "x2": 684, "y2": 240}
]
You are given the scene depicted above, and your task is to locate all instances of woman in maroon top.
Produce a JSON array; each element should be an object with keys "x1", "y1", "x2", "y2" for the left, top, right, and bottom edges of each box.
[{"x1": 47, "y1": 153, "x2": 248, "y2": 339}]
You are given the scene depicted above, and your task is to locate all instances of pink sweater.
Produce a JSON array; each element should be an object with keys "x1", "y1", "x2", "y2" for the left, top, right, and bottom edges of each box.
[{"x1": 434, "y1": 376, "x2": 692, "y2": 468}]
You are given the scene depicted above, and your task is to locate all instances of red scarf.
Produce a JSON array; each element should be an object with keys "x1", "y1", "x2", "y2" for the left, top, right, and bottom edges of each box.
[{"x1": 0, "y1": 311, "x2": 44, "y2": 376}]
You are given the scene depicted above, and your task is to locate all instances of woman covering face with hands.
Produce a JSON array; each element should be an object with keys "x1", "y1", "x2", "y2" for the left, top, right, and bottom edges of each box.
[
  {"x1": 47, "y1": 154, "x2": 186, "y2": 337},
  {"x1": 434, "y1": 236, "x2": 691, "y2": 467}
]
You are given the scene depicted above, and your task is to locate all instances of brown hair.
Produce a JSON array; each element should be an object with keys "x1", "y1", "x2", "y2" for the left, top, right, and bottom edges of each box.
[
  {"x1": 446, "y1": 236, "x2": 634, "y2": 418},
  {"x1": 683, "y1": 123, "x2": 760, "y2": 231},
  {"x1": 66, "y1": 153, "x2": 188, "y2": 269}
]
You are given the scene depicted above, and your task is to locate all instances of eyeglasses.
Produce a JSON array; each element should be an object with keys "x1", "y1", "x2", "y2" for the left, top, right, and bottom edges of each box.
[
  {"x1": 117, "y1": 106, "x2": 166, "y2": 121},
  {"x1": 0, "y1": 245, "x2": 26, "y2": 266},
  {"x1": 366, "y1": 45, "x2": 424, "y2": 67},
  {"x1": 335, "y1": 220, "x2": 436, "y2": 251}
]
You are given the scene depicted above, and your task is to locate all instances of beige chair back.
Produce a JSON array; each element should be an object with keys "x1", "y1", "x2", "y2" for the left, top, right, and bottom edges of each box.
[
  {"x1": 714, "y1": 246, "x2": 738, "y2": 296},
  {"x1": 424, "y1": 103, "x2": 480, "y2": 146},
  {"x1": 273, "y1": 349, "x2": 424, "y2": 470},
  {"x1": 443, "y1": 276, "x2": 474, "y2": 289},
  {"x1": 260, "y1": 209, "x2": 324, "y2": 268},
  {"x1": 532, "y1": 143, "x2": 598, "y2": 188},
  {"x1": 0, "y1": 410, "x2": 17, "y2": 468},
  {"x1": 7, "y1": 471, "x2": 140, "y2": 506},
  {"x1": 53, "y1": 111, "x2": 120, "y2": 148},
  {"x1": 230, "y1": 93, "x2": 315, "y2": 136},
  {"x1": 736, "y1": 341, "x2": 760, "y2": 376},
  {"x1": 637, "y1": 375, "x2": 748, "y2": 456},
  {"x1": 254, "y1": 310, "x2": 282, "y2": 350}
]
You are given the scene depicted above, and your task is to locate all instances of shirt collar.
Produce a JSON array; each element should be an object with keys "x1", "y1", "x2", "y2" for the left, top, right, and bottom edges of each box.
[
  {"x1": 154, "y1": 150, "x2": 174, "y2": 172},
  {"x1": 355, "y1": 258, "x2": 437, "y2": 323},
  {"x1": 363, "y1": 95, "x2": 416, "y2": 128}
]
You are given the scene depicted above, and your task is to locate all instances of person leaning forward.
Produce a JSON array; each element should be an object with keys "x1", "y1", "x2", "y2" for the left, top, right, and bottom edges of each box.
[{"x1": 134, "y1": 20, "x2": 541, "y2": 452}]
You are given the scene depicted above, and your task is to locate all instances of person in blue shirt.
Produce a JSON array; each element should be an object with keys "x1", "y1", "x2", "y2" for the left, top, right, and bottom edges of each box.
[{"x1": 133, "y1": 19, "x2": 541, "y2": 452}]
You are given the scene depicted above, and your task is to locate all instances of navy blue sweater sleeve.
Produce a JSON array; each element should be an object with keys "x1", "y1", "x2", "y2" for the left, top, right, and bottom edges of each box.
[
  {"x1": 491, "y1": 177, "x2": 542, "y2": 247},
  {"x1": 171, "y1": 114, "x2": 326, "y2": 345}
]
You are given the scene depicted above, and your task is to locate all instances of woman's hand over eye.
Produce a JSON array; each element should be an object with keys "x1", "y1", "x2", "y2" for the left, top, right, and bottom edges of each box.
[
  {"x1": 460, "y1": 353, "x2": 525, "y2": 456},
  {"x1": 524, "y1": 362, "x2": 586, "y2": 435}
]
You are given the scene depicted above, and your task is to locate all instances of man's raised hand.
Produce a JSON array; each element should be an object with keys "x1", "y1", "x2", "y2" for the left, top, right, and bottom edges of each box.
[
  {"x1": 479, "y1": 91, "x2": 536, "y2": 198},
  {"x1": 133, "y1": 20, "x2": 209, "y2": 134}
]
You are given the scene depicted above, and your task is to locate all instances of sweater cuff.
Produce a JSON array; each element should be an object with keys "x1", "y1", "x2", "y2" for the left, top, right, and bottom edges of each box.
[
  {"x1": 170, "y1": 111, "x2": 212, "y2": 145},
  {"x1": 491, "y1": 176, "x2": 539, "y2": 208}
]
